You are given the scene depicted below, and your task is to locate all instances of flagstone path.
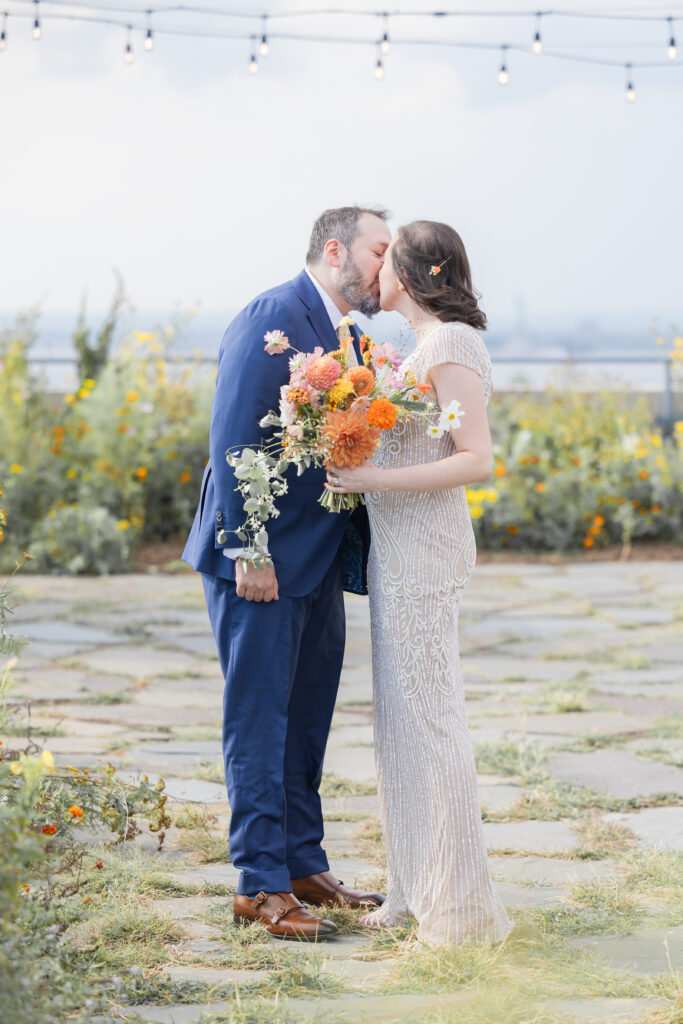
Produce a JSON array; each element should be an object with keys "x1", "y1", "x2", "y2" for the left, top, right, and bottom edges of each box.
[{"x1": 7, "y1": 560, "x2": 683, "y2": 1024}]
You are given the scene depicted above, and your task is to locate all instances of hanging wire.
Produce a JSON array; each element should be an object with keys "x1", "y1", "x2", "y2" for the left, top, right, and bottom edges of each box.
[
  {"x1": 532, "y1": 10, "x2": 542, "y2": 54},
  {"x1": 625, "y1": 61, "x2": 636, "y2": 101},
  {"x1": 498, "y1": 43, "x2": 509, "y2": 83}
]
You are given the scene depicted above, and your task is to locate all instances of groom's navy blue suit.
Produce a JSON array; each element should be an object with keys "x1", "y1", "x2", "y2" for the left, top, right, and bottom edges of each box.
[{"x1": 183, "y1": 269, "x2": 368, "y2": 895}]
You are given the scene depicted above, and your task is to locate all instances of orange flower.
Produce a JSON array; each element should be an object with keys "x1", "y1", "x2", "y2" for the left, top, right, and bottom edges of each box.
[
  {"x1": 638, "y1": 470, "x2": 649, "y2": 480},
  {"x1": 367, "y1": 398, "x2": 397, "y2": 431},
  {"x1": 506, "y1": 525, "x2": 519, "y2": 536},
  {"x1": 117, "y1": 423, "x2": 128, "y2": 434},
  {"x1": 180, "y1": 471, "x2": 191, "y2": 484},
  {"x1": 583, "y1": 536, "x2": 594, "y2": 548},
  {"x1": 652, "y1": 504, "x2": 662, "y2": 514},
  {"x1": 287, "y1": 385, "x2": 311, "y2": 406},
  {"x1": 572, "y1": 457, "x2": 581, "y2": 466},
  {"x1": 593, "y1": 514, "x2": 605, "y2": 526},
  {"x1": 345, "y1": 366, "x2": 375, "y2": 397},
  {"x1": 413, "y1": 381, "x2": 432, "y2": 395},
  {"x1": 322, "y1": 409, "x2": 380, "y2": 468},
  {"x1": 589, "y1": 524, "x2": 601, "y2": 536},
  {"x1": 67, "y1": 805, "x2": 84, "y2": 818},
  {"x1": 494, "y1": 462, "x2": 506, "y2": 478},
  {"x1": 529, "y1": 455, "x2": 539, "y2": 465},
  {"x1": 306, "y1": 355, "x2": 342, "y2": 391},
  {"x1": 135, "y1": 467, "x2": 148, "y2": 481},
  {"x1": 534, "y1": 482, "x2": 546, "y2": 493},
  {"x1": 95, "y1": 859, "x2": 103, "y2": 870},
  {"x1": 42, "y1": 825, "x2": 57, "y2": 835}
]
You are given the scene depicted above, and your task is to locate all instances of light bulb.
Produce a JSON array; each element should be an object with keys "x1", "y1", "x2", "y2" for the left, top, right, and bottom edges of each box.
[
  {"x1": 498, "y1": 66, "x2": 508, "y2": 85},
  {"x1": 125, "y1": 42, "x2": 133, "y2": 64},
  {"x1": 144, "y1": 29, "x2": 153, "y2": 51},
  {"x1": 0, "y1": 31, "x2": 5, "y2": 52},
  {"x1": 381, "y1": 32, "x2": 390, "y2": 55},
  {"x1": 375, "y1": 58, "x2": 384, "y2": 80},
  {"x1": 533, "y1": 32, "x2": 542, "y2": 55},
  {"x1": 249, "y1": 54, "x2": 258, "y2": 74},
  {"x1": 626, "y1": 83, "x2": 636, "y2": 102},
  {"x1": 33, "y1": 18, "x2": 40, "y2": 39},
  {"x1": 668, "y1": 40, "x2": 676, "y2": 60},
  {"x1": 260, "y1": 34, "x2": 268, "y2": 56}
]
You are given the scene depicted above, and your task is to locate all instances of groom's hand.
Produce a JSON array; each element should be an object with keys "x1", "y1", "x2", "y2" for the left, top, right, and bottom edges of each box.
[{"x1": 235, "y1": 560, "x2": 279, "y2": 603}]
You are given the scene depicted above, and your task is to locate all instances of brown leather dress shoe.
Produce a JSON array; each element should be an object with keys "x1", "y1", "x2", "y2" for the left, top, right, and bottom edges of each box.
[
  {"x1": 233, "y1": 891, "x2": 338, "y2": 941},
  {"x1": 291, "y1": 870, "x2": 385, "y2": 909}
]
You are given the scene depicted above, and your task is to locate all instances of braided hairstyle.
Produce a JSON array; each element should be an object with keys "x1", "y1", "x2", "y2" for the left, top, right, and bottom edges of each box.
[{"x1": 391, "y1": 220, "x2": 487, "y2": 331}]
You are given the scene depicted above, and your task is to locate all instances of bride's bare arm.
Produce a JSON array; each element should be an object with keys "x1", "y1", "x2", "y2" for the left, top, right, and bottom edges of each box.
[{"x1": 325, "y1": 361, "x2": 494, "y2": 495}]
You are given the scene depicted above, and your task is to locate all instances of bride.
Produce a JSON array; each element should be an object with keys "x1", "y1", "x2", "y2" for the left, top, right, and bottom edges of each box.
[{"x1": 325, "y1": 220, "x2": 514, "y2": 946}]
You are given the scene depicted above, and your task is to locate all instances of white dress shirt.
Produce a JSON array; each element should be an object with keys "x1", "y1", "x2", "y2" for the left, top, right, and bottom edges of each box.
[{"x1": 224, "y1": 269, "x2": 351, "y2": 561}]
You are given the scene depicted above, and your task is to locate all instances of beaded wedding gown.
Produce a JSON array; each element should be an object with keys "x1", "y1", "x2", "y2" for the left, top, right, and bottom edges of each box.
[{"x1": 364, "y1": 323, "x2": 514, "y2": 946}]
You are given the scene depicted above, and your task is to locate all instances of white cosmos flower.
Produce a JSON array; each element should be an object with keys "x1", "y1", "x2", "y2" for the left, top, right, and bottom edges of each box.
[
  {"x1": 427, "y1": 423, "x2": 445, "y2": 439},
  {"x1": 438, "y1": 399, "x2": 465, "y2": 431}
]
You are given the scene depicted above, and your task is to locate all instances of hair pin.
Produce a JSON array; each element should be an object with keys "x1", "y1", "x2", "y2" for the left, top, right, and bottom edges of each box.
[{"x1": 429, "y1": 256, "x2": 450, "y2": 277}]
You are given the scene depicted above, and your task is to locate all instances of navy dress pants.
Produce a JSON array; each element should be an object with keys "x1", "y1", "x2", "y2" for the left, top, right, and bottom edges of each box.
[{"x1": 202, "y1": 553, "x2": 345, "y2": 895}]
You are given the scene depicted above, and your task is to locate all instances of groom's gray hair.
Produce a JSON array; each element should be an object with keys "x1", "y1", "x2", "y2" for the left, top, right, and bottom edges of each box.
[{"x1": 306, "y1": 205, "x2": 391, "y2": 265}]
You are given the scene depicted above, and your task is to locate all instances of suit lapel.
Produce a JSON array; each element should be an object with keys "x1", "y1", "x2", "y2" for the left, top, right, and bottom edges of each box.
[{"x1": 292, "y1": 269, "x2": 341, "y2": 354}]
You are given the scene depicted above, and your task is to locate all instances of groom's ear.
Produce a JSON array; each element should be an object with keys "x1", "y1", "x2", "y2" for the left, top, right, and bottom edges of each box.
[{"x1": 323, "y1": 238, "x2": 343, "y2": 268}]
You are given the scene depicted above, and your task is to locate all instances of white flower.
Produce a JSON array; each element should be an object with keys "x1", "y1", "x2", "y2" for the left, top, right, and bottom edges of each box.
[
  {"x1": 264, "y1": 330, "x2": 290, "y2": 355},
  {"x1": 427, "y1": 423, "x2": 445, "y2": 439},
  {"x1": 438, "y1": 399, "x2": 466, "y2": 431}
]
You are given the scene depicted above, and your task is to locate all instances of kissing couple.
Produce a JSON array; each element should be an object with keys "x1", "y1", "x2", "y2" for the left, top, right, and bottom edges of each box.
[{"x1": 183, "y1": 205, "x2": 514, "y2": 947}]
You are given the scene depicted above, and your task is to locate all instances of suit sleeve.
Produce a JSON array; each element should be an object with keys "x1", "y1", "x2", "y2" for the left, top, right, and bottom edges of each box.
[{"x1": 209, "y1": 297, "x2": 296, "y2": 543}]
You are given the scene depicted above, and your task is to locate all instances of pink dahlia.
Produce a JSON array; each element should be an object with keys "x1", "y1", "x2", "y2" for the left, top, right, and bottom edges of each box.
[{"x1": 306, "y1": 355, "x2": 341, "y2": 392}]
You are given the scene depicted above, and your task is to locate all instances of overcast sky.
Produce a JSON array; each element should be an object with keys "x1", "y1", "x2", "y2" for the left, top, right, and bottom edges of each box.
[{"x1": 1, "y1": 0, "x2": 682, "y2": 336}]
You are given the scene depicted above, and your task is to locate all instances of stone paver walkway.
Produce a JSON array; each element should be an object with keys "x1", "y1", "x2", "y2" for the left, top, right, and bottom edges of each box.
[{"x1": 5, "y1": 560, "x2": 683, "y2": 1024}]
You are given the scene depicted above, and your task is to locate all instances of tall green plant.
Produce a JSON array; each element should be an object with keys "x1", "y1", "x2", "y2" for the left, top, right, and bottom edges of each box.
[{"x1": 73, "y1": 270, "x2": 126, "y2": 383}]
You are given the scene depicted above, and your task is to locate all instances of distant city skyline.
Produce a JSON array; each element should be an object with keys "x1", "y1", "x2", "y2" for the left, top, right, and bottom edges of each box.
[{"x1": 1, "y1": 0, "x2": 682, "y2": 330}]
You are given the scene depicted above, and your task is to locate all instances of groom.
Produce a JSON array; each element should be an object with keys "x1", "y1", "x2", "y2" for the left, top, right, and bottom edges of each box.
[{"x1": 183, "y1": 206, "x2": 391, "y2": 939}]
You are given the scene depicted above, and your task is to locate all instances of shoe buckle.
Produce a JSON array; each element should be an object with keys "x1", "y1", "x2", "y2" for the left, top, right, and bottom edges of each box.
[
  {"x1": 273, "y1": 905, "x2": 287, "y2": 924},
  {"x1": 253, "y1": 892, "x2": 268, "y2": 907}
]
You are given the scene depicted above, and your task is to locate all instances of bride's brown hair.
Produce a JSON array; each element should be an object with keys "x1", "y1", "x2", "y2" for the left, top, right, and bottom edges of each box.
[{"x1": 391, "y1": 221, "x2": 487, "y2": 331}]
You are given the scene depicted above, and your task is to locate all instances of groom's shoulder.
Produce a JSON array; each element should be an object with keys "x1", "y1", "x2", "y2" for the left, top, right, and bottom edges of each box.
[{"x1": 231, "y1": 273, "x2": 306, "y2": 329}]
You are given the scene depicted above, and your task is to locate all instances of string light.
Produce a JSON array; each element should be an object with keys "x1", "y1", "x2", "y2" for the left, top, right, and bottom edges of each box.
[
  {"x1": 124, "y1": 23, "x2": 133, "y2": 63},
  {"x1": 533, "y1": 12, "x2": 542, "y2": 55},
  {"x1": 260, "y1": 15, "x2": 268, "y2": 56},
  {"x1": 375, "y1": 55, "x2": 384, "y2": 80},
  {"x1": 625, "y1": 62, "x2": 635, "y2": 102},
  {"x1": 498, "y1": 45, "x2": 509, "y2": 85},
  {"x1": 667, "y1": 17, "x2": 676, "y2": 60},
  {"x1": 144, "y1": 9, "x2": 152, "y2": 50},
  {"x1": 249, "y1": 51, "x2": 258, "y2": 74},
  {"x1": 32, "y1": 0, "x2": 40, "y2": 39},
  {"x1": 0, "y1": 11, "x2": 6, "y2": 51},
  {"x1": 380, "y1": 13, "x2": 390, "y2": 55}
]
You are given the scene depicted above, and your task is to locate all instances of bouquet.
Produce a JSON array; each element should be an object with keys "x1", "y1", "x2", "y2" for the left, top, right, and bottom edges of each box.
[{"x1": 221, "y1": 318, "x2": 461, "y2": 567}]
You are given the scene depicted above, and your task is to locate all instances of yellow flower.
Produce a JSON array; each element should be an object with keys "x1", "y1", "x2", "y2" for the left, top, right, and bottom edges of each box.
[
  {"x1": 10, "y1": 463, "x2": 23, "y2": 474},
  {"x1": 66, "y1": 468, "x2": 78, "y2": 479},
  {"x1": 327, "y1": 379, "x2": 355, "y2": 406},
  {"x1": 41, "y1": 750, "x2": 55, "y2": 770},
  {"x1": 470, "y1": 505, "x2": 484, "y2": 519},
  {"x1": 77, "y1": 388, "x2": 88, "y2": 399},
  {"x1": 64, "y1": 394, "x2": 76, "y2": 405},
  {"x1": 126, "y1": 390, "x2": 139, "y2": 403},
  {"x1": 0, "y1": 510, "x2": 6, "y2": 525},
  {"x1": 117, "y1": 519, "x2": 131, "y2": 531},
  {"x1": 9, "y1": 762, "x2": 22, "y2": 775},
  {"x1": 84, "y1": 378, "x2": 96, "y2": 389},
  {"x1": 484, "y1": 489, "x2": 499, "y2": 502}
]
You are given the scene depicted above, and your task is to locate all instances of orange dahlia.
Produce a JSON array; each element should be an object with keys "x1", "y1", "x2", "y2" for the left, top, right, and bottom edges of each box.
[
  {"x1": 346, "y1": 365, "x2": 375, "y2": 397},
  {"x1": 322, "y1": 409, "x2": 380, "y2": 468},
  {"x1": 306, "y1": 355, "x2": 341, "y2": 391},
  {"x1": 367, "y1": 398, "x2": 397, "y2": 430}
]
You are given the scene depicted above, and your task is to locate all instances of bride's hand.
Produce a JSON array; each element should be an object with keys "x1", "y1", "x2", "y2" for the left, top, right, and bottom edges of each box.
[{"x1": 325, "y1": 462, "x2": 386, "y2": 494}]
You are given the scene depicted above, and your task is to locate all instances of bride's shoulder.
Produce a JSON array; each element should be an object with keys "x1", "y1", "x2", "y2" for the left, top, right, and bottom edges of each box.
[{"x1": 421, "y1": 321, "x2": 491, "y2": 365}]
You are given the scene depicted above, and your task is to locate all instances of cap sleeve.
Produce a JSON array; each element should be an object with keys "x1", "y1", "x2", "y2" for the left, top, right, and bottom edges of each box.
[{"x1": 412, "y1": 323, "x2": 492, "y2": 404}]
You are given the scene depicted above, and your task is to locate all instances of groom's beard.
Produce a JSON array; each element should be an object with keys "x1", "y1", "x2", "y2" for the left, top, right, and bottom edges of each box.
[{"x1": 337, "y1": 256, "x2": 381, "y2": 317}]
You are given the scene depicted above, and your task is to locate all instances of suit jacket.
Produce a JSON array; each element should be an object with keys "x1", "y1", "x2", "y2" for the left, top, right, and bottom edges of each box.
[{"x1": 182, "y1": 269, "x2": 369, "y2": 598}]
